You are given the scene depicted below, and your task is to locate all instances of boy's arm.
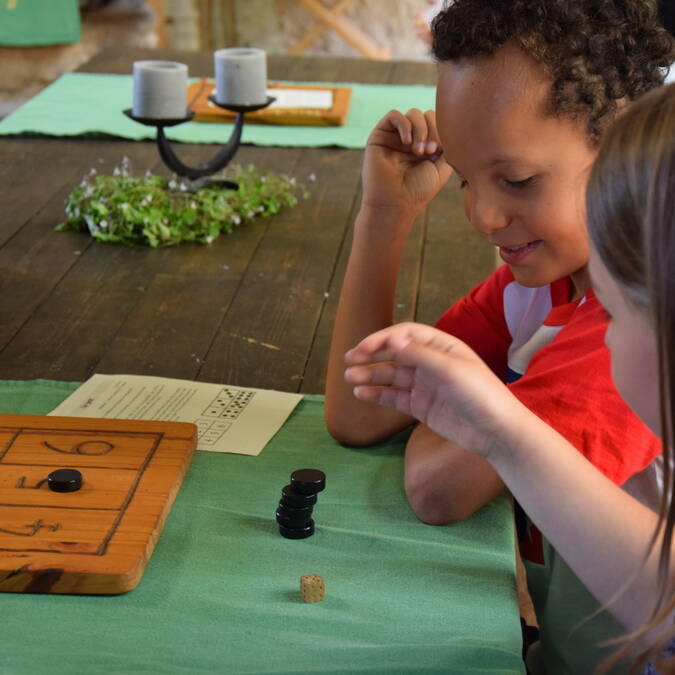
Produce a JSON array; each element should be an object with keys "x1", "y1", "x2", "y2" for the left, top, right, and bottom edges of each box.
[
  {"x1": 404, "y1": 423, "x2": 506, "y2": 524},
  {"x1": 324, "y1": 206, "x2": 419, "y2": 446},
  {"x1": 325, "y1": 108, "x2": 453, "y2": 446}
]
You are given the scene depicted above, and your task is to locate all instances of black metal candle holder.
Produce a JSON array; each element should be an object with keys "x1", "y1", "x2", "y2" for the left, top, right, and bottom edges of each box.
[{"x1": 123, "y1": 95, "x2": 275, "y2": 191}]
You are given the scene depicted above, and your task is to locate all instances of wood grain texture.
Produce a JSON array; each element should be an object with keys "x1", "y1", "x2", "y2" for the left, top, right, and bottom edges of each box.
[
  {"x1": 0, "y1": 414, "x2": 197, "y2": 594},
  {"x1": 0, "y1": 49, "x2": 496, "y2": 393}
]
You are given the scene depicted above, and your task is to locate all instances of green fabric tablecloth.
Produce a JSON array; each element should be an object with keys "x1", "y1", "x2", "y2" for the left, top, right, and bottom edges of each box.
[
  {"x1": 0, "y1": 0, "x2": 80, "y2": 46},
  {"x1": 0, "y1": 73, "x2": 436, "y2": 149},
  {"x1": 0, "y1": 380, "x2": 524, "y2": 674}
]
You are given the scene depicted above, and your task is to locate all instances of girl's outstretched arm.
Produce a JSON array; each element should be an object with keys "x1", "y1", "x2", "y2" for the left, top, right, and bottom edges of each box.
[{"x1": 345, "y1": 322, "x2": 673, "y2": 637}]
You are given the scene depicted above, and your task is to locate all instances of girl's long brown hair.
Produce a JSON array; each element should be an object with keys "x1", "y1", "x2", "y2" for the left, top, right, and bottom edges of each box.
[{"x1": 586, "y1": 82, "x2": 675, "y2": 672}]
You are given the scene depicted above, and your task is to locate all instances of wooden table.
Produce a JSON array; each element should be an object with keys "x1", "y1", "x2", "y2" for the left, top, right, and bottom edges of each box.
[{"x1": 0, "y1": 48, "x2": 494, "y2": 392}]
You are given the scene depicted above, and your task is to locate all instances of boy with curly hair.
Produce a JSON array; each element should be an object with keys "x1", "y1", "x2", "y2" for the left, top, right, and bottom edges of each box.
[{"x1": 325, "y1": 0, "x2": 674, "y2": 670}]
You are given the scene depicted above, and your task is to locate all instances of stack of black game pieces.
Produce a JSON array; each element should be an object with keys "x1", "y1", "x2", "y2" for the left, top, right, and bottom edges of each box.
[{"x1": 276, "y1": 468, "x2": 326, "y2": 539}]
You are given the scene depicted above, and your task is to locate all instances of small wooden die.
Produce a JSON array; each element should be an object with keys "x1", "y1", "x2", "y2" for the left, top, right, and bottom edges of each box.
[{"x1": 300, "y1": 574, "x2": 325, "y2": 603}]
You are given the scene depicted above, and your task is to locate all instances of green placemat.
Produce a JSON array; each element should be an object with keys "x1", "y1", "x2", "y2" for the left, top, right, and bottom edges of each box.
[
  {"x1": 0, "y1": 379, "x2": 523, "y2": 675},
  {"x1": 0, "y1": 0, "x2": 80, "y2": 46},
  {"x1": 0, "y1": 73, "x2": 436, "y2": 149}
]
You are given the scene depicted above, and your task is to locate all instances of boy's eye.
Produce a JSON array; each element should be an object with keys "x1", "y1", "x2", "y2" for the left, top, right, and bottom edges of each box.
[
  {"x1": 459, "y1": 179, "x2": 468, "y2": 189},
  {"x1": 504, "y1": 177, "x2": 534, "y2": 189}
]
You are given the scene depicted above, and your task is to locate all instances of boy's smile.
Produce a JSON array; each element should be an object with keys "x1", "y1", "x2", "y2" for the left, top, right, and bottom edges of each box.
[{"x1": 435, "y1": 42, "x2": 597, "y2": 299}]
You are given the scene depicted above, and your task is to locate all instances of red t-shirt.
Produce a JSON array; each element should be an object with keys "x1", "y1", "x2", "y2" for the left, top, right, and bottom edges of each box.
[{"x1": 435, "y1": 265, "x2": 660, "y2": 485}]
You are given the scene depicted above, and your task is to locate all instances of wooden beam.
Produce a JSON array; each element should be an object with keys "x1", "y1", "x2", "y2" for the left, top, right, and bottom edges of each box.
[
  {"x1": 296, "y1": 0, "x2": 391, "y2": 60},
  {"x1": 288, "y1": 0, "x2": 352, "y2": 56}
]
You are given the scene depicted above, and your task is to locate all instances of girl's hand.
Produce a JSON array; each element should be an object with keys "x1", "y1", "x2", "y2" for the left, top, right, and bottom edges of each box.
[
  {"x1": 361, "y1": 109, "x2": 453, "y2": 218},
  {"x1": 344, "y1": 323, "x2": 528, "y2": 461}
]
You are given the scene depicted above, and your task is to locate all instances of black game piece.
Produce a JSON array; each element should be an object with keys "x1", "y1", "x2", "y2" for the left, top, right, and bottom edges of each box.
[
  {"x1": 278, "y1": 520, "x2": 315, "y2": 540},
  {"x1": 275, "y1": 504, "x2": 313, "y2": 527},
  {"x1": 280, "y1": 484, "x2": 317, "y2": 508},
  {"x1": 290, "y1": 468, "x2": 326, "y2": 495},
  {"x1": 47, "y1": 469, "x2": 83, "y2": 493}
]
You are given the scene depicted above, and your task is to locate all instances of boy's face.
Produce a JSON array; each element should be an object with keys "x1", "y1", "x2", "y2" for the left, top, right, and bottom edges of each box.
[{"x1": 436, "y1": 43, "x2": 596, "y2": 295}]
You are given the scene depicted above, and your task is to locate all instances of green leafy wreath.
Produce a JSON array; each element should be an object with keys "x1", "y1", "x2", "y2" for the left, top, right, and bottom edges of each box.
[{"x1": 58, "y1": 157, "x2": 309, "y2": 247}]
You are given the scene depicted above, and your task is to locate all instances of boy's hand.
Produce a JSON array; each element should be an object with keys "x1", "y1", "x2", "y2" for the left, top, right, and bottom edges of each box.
[
  {"x1": 344, "y1": 323, "x2": 528, "y2": 461},
  {"x1": 361, "y1": 109, "x2": 453, "y2": 217}
]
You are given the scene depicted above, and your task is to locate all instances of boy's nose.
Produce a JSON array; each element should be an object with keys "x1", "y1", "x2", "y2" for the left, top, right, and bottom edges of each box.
[{"x1": 465, "y1": 195, "x2": 510, "y2": 235}]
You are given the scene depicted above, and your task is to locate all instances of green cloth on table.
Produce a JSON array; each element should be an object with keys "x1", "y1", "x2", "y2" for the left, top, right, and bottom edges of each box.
[
  {"x1": 0, "y1": 73, "x2": 437, "y2": 149},
  {"x1": 0, "y1": 0, "x2": 80, "y2": 46},
  {"x1": 0, "y1": 379, "x2": 524, "y2": 674}
]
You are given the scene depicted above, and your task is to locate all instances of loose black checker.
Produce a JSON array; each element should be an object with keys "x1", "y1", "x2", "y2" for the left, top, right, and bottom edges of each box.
[{"x1": 47, "y1": 468, "x2": 83, "y2": 493}]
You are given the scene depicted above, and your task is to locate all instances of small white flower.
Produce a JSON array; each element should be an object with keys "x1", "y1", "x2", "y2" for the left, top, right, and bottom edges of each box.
[
  {"x1": 256, "y1": 206, "x2": 264, "y2": 213},
  {"x1": 84, "y1": 215, "x2": 98, "y2": 234},
  {"x1": 145, "y1": 170, "x2": 152, "y2": 180},
  {"x1": 89, "y1": 168, "x2": 97, "y2": 176},
  {"x1": 205, "y1": 236, "x2": 214, "y2": 244},
  {"x1": 223, "y1": 265, "x2": 230, "y2": 270},
  {"x1": 230, "y1": 214, "x2": 241, "y2": 225},
  {"x1": 308, "y1": 173, "x2": 316, "y2": 182},
  {"x1": 290, "y1": 177, "x2": 296, "y2": 184},
  {"x1": 324, "y1": 292, "x2": 330, "y2": 298},
  {"x1": 260, "y1": 176, "x2": 268, "y2": 183},
  {"x1": 100, "y1": 220, "x2": 108, "y2": 229},
  {"x1": 190, "y1": 201, "x2": 197, "y2": 209},
  {"x1": 113, "y1": 167, "x2": 121, "y2": 176},
  {"x1": 120, "y1": 203, "x2": 129, "y2": 210}
]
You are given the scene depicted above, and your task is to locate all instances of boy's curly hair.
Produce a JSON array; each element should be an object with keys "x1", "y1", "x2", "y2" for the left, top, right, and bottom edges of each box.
[{"x1": 431, "y1": 0, "x2": 675, "y2": 144}]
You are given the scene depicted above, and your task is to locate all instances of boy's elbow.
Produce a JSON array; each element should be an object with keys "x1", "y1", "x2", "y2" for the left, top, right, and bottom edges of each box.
[
  {"x1": 404, "y1": 460, "x2": 486, "y2": 525},
  {"x1": 324, "y1": 410, "x2": 381, "y2": 447}
]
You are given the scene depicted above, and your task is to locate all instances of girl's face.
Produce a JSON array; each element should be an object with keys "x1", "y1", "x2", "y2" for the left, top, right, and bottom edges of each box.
[
  {"x1": 589, "y1": 245, "x2": 661, "y2": 438},
  {"x1": 436, "y1": 43, "x2": 597, "y2": 299}
]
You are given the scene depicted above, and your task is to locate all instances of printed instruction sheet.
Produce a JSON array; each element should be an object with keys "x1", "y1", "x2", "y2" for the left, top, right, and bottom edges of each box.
[{"x1": 48, "y1": 374, "x2": 303, "y2": 456}]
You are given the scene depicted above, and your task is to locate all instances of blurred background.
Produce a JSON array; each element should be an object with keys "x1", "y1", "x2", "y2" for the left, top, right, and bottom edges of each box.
[
  {"x1": 1, "y1": 0, "x2": 673, "y2": 118},
  {"x1": 0, "y1": 0, "x2": 442, "y2": 118}
]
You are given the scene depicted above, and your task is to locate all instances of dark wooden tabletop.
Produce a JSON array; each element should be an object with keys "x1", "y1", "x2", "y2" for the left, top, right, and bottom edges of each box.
[{"x1": 0, "y1": 48, "x2": 494, "y2": 394}]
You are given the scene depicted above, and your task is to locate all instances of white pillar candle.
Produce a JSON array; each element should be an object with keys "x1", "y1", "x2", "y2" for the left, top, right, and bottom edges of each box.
[
  {"x1": 132, "y1": 60, "x2": 188, "y2": 119},
  {"x1": 214, "y1": 48, "x2": 267, "y2": 106}
]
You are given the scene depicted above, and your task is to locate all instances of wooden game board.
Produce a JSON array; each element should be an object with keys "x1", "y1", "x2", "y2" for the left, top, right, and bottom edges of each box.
[{"x1": 0, "y1": 414, "x2": 197, "y2": 595}]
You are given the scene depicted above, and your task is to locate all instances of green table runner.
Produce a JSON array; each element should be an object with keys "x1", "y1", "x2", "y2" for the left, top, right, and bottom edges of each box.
[
  {"x1": 0, "y1": 0, "x2": 80, "y2": 46},
  {"x1": 0, "y1": 73, "x2": 436, "y2": 149},
  {"x1": 0, "y1": 380, "x2": 523, "y2": 674}
]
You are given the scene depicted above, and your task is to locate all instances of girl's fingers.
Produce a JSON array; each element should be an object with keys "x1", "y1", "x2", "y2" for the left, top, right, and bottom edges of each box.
[
  {"x1": 353, "y1": 385, "x2": 412, "y2": 414},
  {"x1": 346, "y1": 322, "x2": 448, "y2": 365},
  {"x1": 344, "y1": 362, "x2": 416, "y2": 389}
]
